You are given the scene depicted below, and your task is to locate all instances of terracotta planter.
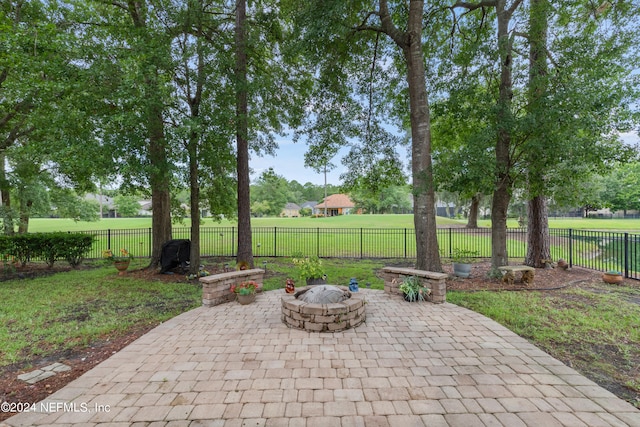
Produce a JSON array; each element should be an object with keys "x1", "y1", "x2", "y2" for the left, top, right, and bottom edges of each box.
[
  {"x1": 114, "y1": 261, "x2": 130, "y2": 276},
  {"x1": 236, "y1": 293, "x2": 256, "y2": 305},
  {"x1": 602, "y1": 272, "x2": 623, "y2": 284}
]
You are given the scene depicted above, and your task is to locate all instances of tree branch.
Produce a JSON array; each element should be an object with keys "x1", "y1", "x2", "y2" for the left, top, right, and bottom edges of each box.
[
  {"x1": 378, "y1": 0, "x2": 408, "y2": 48},
  {"x1": 451, "y1": 1, "x2": 497, "y2": 12},
  {"x1": 507, "y1": 0, "x2": 525, "y2": 17}
]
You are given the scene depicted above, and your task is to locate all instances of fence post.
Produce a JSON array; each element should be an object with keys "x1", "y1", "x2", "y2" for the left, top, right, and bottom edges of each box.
[
  {"x1": 232, "y1": 227, "x2": 236, "y2": 257},
  {"x1": 568, "y1": 229, "x2": 573, "y2": 268},
  {"x1": 624, "y1": 233, "x2": 629, "y2": 278},
  {"x1": 360, "y1": 228, "x2": 363, "y2": 259},
  {"x1": 449, "y1": 228, "x2": 453, "y2": 258},
  {"x1": 107, "y1": 229, "x2": 111, "y2": 250},
  {"x1": 274, "y1": 227, "x2": 277, "y2": 257},
  {"x1": 401, "y1": 228, "x2": 405, "y2": 258},
  {"x1": 317, "y1": 228, "x2": 320, "y2": 257},
  {"x1": 148, "y1": 228, "x2": 152, "y2": 258}
]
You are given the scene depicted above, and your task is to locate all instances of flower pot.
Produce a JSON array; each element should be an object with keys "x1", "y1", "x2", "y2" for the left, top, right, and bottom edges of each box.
[
  {"x1": 453, "y1": 262, "x2": 472, "y2": 278},
  {"x1": 114, "y1": 260, "x2": 130, "y2": 276},
  {"x1": 306, "y1": 277, "x2": 327, "y2": 286},
  {"x1": 602, "y1": 273, "x2": 623, "y2": 284},
  {"x1": 236, "y1": 293, "x2": 256, "y2": 305}
]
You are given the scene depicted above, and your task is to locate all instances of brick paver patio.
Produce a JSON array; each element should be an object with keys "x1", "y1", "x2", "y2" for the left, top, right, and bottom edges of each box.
[{"x1": 3, "y1": 289, "x2": 639, "y2": 426}]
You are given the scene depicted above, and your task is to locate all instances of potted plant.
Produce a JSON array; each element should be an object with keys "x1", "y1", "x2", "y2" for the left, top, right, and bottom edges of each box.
[
  {"x1": 398, "y1": 276, "x2": 431, "y2": 302},
  {"x1": 102, "y1": 248, "x2": 133, "y2": 275},
  {"x1": 230, "y1": 280, "x2": 259, "y2": 304},
  {"x1": 451, "y1": 248, "x2": 478, "y2": 278},
  {"x1": 602, "y1": 270, "x2": 623, "y2": 284},
  {"x1": 292, "y1": 253, "x2": 326, "y2": 286}
]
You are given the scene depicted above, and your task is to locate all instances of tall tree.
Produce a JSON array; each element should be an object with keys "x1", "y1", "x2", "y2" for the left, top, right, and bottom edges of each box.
[
  {"x1": 292, "y1": 0, "x2": 443, "y2": 271},
  {"x1": 357, "y1": 1, "x2": 442, "y2": 271},
  {"x1": 170, "y1": 0, "x2": 236, "y2": 275},
  {"x1": 523, "y1": 0, "x2": 639, "y2": 266},
  {"x1": 524, "y1": 0, "x2": 550, "y2": 267},
  {"x1": 78, "y1": 0, "x2": 175, "y2": 268},
  {"x1": 235, "y1": 0, "x2": 253, "y2": 267}
]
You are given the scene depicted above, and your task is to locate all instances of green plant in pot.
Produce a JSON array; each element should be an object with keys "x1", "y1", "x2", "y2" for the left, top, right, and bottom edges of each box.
[
  {"x1": 398, "y1": 276, "x2": 431, "y2": 302},
  {"x1": 291, "y1": 252, "x2": 326, "y2": 286},
  {"x1": 451, "y1": 248, "x2": 478, "y2": 278}
]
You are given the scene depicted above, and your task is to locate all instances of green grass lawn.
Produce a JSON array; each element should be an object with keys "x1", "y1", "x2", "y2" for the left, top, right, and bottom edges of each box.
[
  {"x1": 0, "y1": 261, "x2": 201, "y2": 367},
  {"x1": 26, "y1": 214, "x2": 458, "y2": 232},
  {"x1": 27, "y1": 214, "x2": 640, "y2": 233}
]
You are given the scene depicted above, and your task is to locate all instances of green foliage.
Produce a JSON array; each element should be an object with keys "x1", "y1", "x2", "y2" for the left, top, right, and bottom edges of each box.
[
  {"x1": 49, "y1": 189, "x2": 100, "y2": 222},
  {"x1": 59, "y1": 233, "x2": 95, "y2": 267},
  {"x1": 250, "y1": 168, "x2": 292, "y2": 216},
  {"x1": 0, "y1": 232, "x2": 95, "y2": 268},
  {"x1": 113, "y1": 195, "x2": 141, "y2": 218},
  {"x1": 351, "y1": 185, "x2": 412, "y2": 214},
  {"x1": 291, "y1": 252, "x2": 325, "y2": 282},
  {"x1": 451, "y1": 248, "x2": 479, "y2": 264},
  {"x1": 398, "y1": 276, "x2": 429, "y2": 302}
]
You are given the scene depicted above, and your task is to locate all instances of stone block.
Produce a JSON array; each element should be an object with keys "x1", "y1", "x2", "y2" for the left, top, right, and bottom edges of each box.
[
  {"x1": 291, "y1": 311, "x2": 312, "y2": 322},
  {"x1": 325, "y1": 303, "x2": 347, "y2": 315},
  {"x1": 304, "y1": 321, "x2": 326, "y2": 332},
  {"x1": 284, "y1": 299, "x2": 306, "y2": 313},
  {"x1": 304, "y1": 304, "x2": 327, "y2": 316},
  {"x1": 327, "y1": 321, "x2": 348, "y2": 331},
  {"x1": 285, "y1": 316, "x2": 301, "y2": 328},
  {"x1": 314, "y1": 315, "x2": 336, "y2": 324}
]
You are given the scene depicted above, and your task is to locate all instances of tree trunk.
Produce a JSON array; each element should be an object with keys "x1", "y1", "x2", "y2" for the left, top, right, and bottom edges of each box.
[
  {"x1": 404, "y1": 0, "x2": 441, "y2": 272},
  {"x1": 189, "y1": 141, "x2": 200, "y2": 275},
  {"x1": 525, "y1": 195, "x2": 550, "y2": 267},
  {"x1": 466, "y1": 193, "x2": 481, "y2": 228},
  {"x1": 187, "y1": 31, "x2": 206, "y2": 276},
  {"x1": 147, "y1": 81, "x2": 172, "y2": 267},
  {"x1": 235, "y1": 0, "x2": 253, "y2": 268},
  {"x1": 122, "y1": 3, "x2": 172, "y2": 269},
  {"x1": 490, "y1": 1, "x2": 514, "y2": 273},
  {"x1": 0, "y1": 151, "x2": 14, "y2": 235},
  {"x1": 148, "y1": 108, "x2": 172, "y2": 268},
  {"x1": 524, "y1": 0, "x2": 550, "y2": 268},
  {"x1": 18, "y1": 199, "x2": 31, "y2": 234}
]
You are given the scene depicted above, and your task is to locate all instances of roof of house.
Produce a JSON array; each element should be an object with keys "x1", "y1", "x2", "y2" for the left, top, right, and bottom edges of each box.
[
  {"x1": 300, "y1": 201, "x2": 317, "y2": 209},
  {"x1": 314, "y1": 194, "x2": 355, "y2": 209},
  {"x1": 283, "y1": 203, "x2": 301, "y2": 210}
]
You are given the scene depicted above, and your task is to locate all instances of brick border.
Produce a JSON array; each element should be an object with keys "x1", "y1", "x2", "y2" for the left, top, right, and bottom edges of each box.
[
  {"x1": 199, "y1": 269, "x2": 265, "y2": 307},
  {"x1": 379, "y1": 266, "x2": 448, "y2": 303}
]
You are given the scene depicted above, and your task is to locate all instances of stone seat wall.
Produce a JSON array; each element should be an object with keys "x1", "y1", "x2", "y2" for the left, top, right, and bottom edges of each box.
[
  {"x1": 199, "y1": 269, "x2": 265, "y2": 307},
  {"x1": 380, "y1": 267, "x2": 448, "y2": 303}
]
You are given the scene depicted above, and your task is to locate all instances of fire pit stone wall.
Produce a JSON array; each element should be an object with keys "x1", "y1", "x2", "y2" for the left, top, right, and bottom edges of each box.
[{"x1": 281, "y1": 287, "x2": 366, "y2": 332}]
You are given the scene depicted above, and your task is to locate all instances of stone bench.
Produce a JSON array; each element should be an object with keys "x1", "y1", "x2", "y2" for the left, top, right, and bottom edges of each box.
[
  {"x1": 380, "y1": 267, "x2": 448, "y2": 303},
  {"x1": 498, "y1": 265, "x2": 535, "y2": 286},
  {"x1": 199, "y1": 268, "x2": 265, "y2": 307}
]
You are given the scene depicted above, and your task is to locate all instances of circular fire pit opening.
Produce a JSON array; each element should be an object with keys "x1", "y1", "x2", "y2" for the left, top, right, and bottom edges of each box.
[{"x1": 281, "y1": 286, "x2": 366, "y2": 332}]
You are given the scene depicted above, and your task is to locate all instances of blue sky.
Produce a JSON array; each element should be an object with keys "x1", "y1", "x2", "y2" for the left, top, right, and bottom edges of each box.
[{"x1": 249, "y1": 137, "x2": 350, "y2": 186}]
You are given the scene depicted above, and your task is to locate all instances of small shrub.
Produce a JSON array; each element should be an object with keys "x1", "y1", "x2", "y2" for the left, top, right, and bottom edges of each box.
[{"x1": 399, "y1": 276, "x2": 430, "y2": 302}]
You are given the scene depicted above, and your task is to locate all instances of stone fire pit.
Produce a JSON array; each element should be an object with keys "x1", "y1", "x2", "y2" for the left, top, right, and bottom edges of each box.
[{"x1": 281, "y1": 285, "x2": 366, "y2": 332}]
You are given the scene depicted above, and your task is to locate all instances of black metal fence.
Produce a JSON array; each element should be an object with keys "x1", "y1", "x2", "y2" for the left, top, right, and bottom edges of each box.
[{"x1": 83, "y1": 227, "x2": 639, "y2": 279}]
